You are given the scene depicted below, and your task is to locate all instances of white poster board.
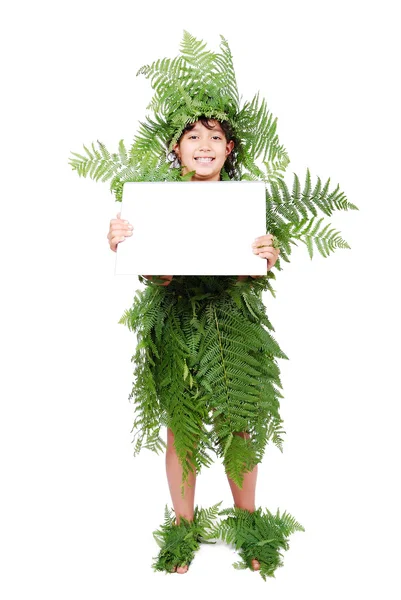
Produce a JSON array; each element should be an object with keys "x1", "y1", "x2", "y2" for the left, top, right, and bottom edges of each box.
[{"x1": 115, "y1": 181, "x2": 267, "y2": 275}]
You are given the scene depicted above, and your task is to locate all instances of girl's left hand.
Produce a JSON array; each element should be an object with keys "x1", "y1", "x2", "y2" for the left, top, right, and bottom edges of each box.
[
  {"x1": 251, "y1": 234, "x2": 280, "y2": 275},
  {"x1": 143, "y1": 275, "x2": 173, "y2": 286}
]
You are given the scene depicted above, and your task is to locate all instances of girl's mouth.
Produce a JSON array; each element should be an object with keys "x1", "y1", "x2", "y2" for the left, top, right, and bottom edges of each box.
[{"x1": 194, "y1": 157, "x2": 215, "y2": 163}]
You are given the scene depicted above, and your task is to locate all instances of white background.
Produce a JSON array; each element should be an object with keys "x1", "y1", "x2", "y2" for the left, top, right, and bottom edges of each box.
[{"x1": 1, "y1": 1, "x2": 400, "y2": 598}]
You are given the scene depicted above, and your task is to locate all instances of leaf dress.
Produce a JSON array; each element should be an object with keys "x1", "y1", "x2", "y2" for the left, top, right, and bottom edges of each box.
[{"x1": 119, "y1": 274, "x2": 288, "y2": 493}]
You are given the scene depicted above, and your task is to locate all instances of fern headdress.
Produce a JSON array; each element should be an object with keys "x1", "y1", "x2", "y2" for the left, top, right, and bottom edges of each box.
[
  {"x1": 132, "y1": 32, "x2": 280, "y2": 182},
  {"x1": 69, "y1": 31, "x2": 358, "y2": 496}
]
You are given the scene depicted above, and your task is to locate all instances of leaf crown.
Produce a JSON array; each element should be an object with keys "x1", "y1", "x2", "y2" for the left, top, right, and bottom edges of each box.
[{"x1": 133, "y1": 30, "x2": 289, "y2": 182}]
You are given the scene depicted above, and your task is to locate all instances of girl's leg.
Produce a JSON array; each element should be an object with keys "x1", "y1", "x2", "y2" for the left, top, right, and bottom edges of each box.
[
  {"x1": 165, "y1": 426, "x2": 197, "y2": 574},
  {"x1": 225, "y1": 431, "x2": 261, "y2": 571}
]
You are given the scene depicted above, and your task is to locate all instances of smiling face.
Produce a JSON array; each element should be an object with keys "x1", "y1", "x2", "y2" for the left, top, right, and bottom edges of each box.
[{"x1": 173, "y1": 120, "x2": 235, "y2": 181}]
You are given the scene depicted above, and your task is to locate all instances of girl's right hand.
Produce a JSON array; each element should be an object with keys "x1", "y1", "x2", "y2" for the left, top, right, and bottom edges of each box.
[
  {"x1": 107, "y1": 212, "x2": 172, "y2": 286},
  {"x1": 107, "y1": 211, "x2": 133, "y2": 252}
]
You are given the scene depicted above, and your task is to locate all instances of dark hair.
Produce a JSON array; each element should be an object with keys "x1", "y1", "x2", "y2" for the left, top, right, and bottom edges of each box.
[{"x1": 167, "y1": 116, "x2": 241, "y2": 180}]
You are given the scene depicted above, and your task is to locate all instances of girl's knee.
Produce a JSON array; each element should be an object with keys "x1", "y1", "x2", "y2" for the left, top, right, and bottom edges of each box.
[{"x1": 166, "y1": 427, "x2": 198, "y2": 452}]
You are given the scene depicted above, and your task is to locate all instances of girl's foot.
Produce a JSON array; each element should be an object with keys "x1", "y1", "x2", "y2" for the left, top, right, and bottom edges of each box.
[
  {"x1": 251, "y1": 559, "x2": 260, "y2": 570},
  {"x1": 211, "y1": 505, "x2": 305, "y2": 580},
  {"x1": 171, "y1": 564, "x2": 189, "y2": 573},
  {"x1": 170, "y1": 519, "x2": 190, "y2": 574},
  {"x1": 152, "y1": 502, "x2": 222, "y2": 575}
]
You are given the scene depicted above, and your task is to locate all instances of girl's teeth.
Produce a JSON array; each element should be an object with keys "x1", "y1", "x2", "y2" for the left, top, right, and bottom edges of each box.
[{"x1": 195, "y1": 157, "x2": 214, "y2": 162}]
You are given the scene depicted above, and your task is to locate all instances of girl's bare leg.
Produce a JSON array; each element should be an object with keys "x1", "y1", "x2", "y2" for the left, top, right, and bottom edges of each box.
[
  {"x1": 226, "y1": 432, "x2": 261, "y2": 571},
  {"x1": 165, "y1": 427, "x2": 197, "y2": 574}
]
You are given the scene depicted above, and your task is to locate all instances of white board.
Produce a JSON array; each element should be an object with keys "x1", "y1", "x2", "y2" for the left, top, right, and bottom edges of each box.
[{"x1": 115, "y1": 181, "x2": 267, "y2": 275}]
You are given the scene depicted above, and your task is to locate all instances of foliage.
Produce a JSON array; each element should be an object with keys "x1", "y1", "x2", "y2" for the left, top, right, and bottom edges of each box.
[
  {"x1": 206, "y1": 506, "x2": 305, "y2": 581},
  {"x1": 152, "y1": 501, "x2": 222, "y2": 573},
  {"x1": 119, "y1": 275, "x2": 289, "y2": 492}
]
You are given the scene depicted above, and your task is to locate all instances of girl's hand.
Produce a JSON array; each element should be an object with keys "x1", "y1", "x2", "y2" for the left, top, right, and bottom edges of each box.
[
  {"x1": 143, "y1": 275, "x2": 173, "y2": 286},
  {"x1": 107, "y1": 211, "x2": 133, "y2": 252},
  {"x1": 107, "y1": 214, "x2": 172, "y2": 285},
  {"x1": 250, "y1": 233, "x2": 280, "y2": 277}
]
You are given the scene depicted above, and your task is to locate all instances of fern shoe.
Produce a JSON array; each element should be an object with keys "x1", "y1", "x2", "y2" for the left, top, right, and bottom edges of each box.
[
  {"x1": 209, "y1": 506, "x2": 305, "y2": 581},
  {"x1": 151, "y1": 501, "x2": 222, "y2": 574}
]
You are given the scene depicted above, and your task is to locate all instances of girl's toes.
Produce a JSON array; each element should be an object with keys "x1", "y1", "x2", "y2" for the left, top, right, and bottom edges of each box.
[
  {"x1": 176, "y1": 565, "x2": 188, "y2": 574},
  {"x1": 251, "y1": 559, "x2": 260, "y2": 570},
  {"x1": 171, "y1": 565, "x2": 177, "y2": 572}
]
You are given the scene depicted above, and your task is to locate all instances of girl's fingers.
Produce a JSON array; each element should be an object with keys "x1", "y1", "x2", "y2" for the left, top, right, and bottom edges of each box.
[
  {"x1": 107, "y1": 220, "x2": 133, "y2": 244},
  {"x1": 143, "y1": 276, "x2": 173, "y2": 286},
  {"x1": 111, "y1": 234, "x2": 131, "y2": 249},
  {"x1": 157, "y1": 275, "x2": 173, "y2": 285},
  {"x1": 110, "y1": 220, "x2": 133, "y2": 231},
  {"x1": 113, "y1": 235, "x2": 126, "y2": 243},
  {"x1": 253, "y1": 246, "x2": 279, "y2": 270},
  {"x1": 110, "y1": 211, "x2": 133, "y2": 229},
  {"x1": 109, "y1": 228, "x2": 133, "y2": 238},
  {"x1": 258, "y1": 248, "x2": 278, "y2": 259},
  {"x1": 253, "y1": 245, "x2": 276, "y2": 255},
  {"x1": 107, "y1": 231, "x2": 133, "y2": 248},
  {"x1": 252, "y1": 234, "x2": 274, "y2": 248},
  {"x1": 107, "y1": 213, "x2": 132, "y2": 251}
]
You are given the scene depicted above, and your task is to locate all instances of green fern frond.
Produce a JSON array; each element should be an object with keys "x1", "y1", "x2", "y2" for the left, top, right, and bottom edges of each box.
[
  {"x1": 208, "y1": 506, "x2": 304, "y2": 581},
  {"x1": 264, "y1": 170, "x2": 355, "y2": 261},
  {"x1": 180, "y1": 30, "x2": 217, "y2": 71},
  {"x1": 68, "y1": 140, "x2": 122, "y2": 183},
  {"x1": 215, "y1": 35, "x2": 240, "y2": 109},
  {"x1": 152, "y1": 501, "x2": 223, "y2": 572},
  {"x1": 290, "y1": 216, "x2": 351, "y2": 259}
]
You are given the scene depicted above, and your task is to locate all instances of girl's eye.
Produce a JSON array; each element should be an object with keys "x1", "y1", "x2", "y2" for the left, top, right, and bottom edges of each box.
[{"x1": 188, "y1": 134, "x2": 222, "y2": 140}]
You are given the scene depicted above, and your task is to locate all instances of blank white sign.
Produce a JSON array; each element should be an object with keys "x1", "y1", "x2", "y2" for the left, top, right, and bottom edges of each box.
[{"x1": 115, "y1": 181, "x2": 267, "y2": 275}]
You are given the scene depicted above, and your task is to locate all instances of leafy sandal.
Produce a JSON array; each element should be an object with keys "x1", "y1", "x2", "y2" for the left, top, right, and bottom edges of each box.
[
  {"x1": 207, "y1": 506, "x2": 305, "y2": 581},
  {"x1": 152, "y1": 501, "x2": 222, "y2": 573}
]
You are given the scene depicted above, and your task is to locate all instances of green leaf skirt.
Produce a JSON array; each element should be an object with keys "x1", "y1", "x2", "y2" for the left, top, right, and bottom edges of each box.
[{"x1": 119, "y1": 275, "x2": 288, "y2": 492}]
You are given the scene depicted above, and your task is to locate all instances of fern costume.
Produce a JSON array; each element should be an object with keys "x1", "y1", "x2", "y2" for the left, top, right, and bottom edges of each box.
[
  {"x1": 69, "y1": 32, "x2": 357, "y2": 578},
  {"x1": 152, "y1": 502, "x2": 222, "y2": 573}
]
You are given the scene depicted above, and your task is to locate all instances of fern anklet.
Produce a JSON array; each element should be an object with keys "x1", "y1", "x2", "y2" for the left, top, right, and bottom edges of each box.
[
  {"x1": 208, "y1": 506, "x2": 305, "y2": 581},
  {"x1": 152, "y1": 502, "x2": 222, "y2": 573}
]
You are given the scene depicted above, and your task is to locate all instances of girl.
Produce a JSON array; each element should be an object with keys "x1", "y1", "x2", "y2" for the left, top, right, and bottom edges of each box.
[
  {"x1": 69, "y1": 32, "x2": 351, "y2": 579},
  {"x1": 107, "y1": 117, "x2": 280, "y2": 574}
]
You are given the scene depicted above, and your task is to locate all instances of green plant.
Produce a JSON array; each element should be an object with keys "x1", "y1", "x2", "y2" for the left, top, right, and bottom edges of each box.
[
  {"x1": 152, "y1": 502, "x2": 222, "y2": 573},
  {"x1": 207, "y1": 506, "x2": 305, "y2": 581}
]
